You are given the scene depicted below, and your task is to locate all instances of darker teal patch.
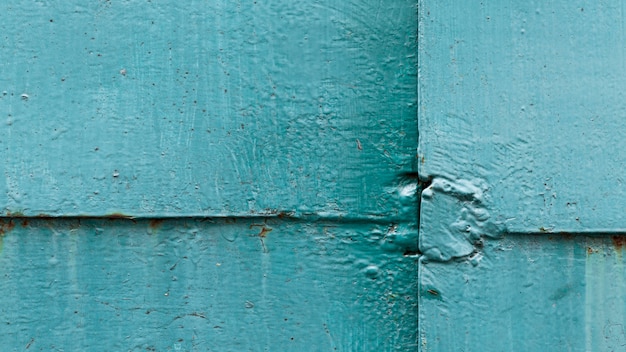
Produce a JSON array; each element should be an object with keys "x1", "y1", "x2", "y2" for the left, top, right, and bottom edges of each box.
[{"x1": 549, "y1": 285, "x2": 571, "y2": 301}]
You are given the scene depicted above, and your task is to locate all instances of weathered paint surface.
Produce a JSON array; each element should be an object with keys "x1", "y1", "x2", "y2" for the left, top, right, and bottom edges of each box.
[
  {"x1": 420, "y1": 234, "x2": 626, "y2": 351},
  {"x1": 0, "y1": 219, "x2": 417, "y2": 351},
  {"x1": 419, "y1": 0, "x2": 626, "y2": 232},
  {"x1": 0, "y1": 1, "x2": 419, "y2": 351},
  {"x1": 0, "y1": 1, "x2": 417, "y2": 219},
  {"x1": 419, "y1": 1, "x2": 626, "y2": 351}
]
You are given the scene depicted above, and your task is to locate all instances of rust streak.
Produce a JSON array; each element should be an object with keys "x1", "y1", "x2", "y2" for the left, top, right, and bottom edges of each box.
[
  {"x1": 558, "y1": 232, "x2": 575, "y2": 241},
  {"x1": 106, "y1": 213, "x2": 136, "y2": 220},
  {"x1": 258, "y1": 227, "x2": 273, "y2": 238},
  {"x1": 277, "y1": 211, "x2": 295, "y2": 219},
  {"x1": 612, "y1": 235, "x2": 626, "y2": 251},
  {"x1": 149, "y1": 219, "x2": 164, "y2": 230},
  {"x1": 0, "y1": 220, "x2": 15, "y2": 236}
]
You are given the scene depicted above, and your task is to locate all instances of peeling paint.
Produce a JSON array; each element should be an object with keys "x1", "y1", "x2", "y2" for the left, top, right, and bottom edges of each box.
[{"x1": 419, "y1": 0, "x2": 626, "y2": 350}]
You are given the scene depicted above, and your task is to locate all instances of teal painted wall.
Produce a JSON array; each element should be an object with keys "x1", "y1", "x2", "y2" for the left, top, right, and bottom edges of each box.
[
  {"x1": 0, "y1": 1, "x2": 418, "y2": 351},
  {"x1": 419, "y1": 1, "x2": 626, "y2": 351},
  {"x1": 0, "y1": 219, "x2": 417, "y2": 351},
  {"x1": 0, "y1": 1, "x2": 416, "y2": 219}
]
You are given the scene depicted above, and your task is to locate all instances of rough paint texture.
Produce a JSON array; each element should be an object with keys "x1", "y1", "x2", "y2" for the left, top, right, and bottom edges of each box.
[
  {"x1": 419, "y1": 0, "x2": 626, "y2": 232},
  {"x1": 0, "y1": 219, "x2": 417, "y2": 351},
  {"x1": 419, "y1": 1, "x2": 626, "y2": 351},
  {"x1": 419, "y1": 234, "x2": 626, "y2": 351},
  {"x1": 419, "y1": 177, "x2": 503, "y2": 262},
  {"x1": 0, "y1": 1, "x2": 419, "y2": 351},
  {"x1": 0, "y1": 1, "x2": 417, "y2": 219}
]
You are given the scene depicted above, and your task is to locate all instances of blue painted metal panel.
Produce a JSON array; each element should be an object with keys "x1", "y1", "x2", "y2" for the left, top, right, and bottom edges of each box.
[
  {"x1": 419, "y1": 234, "x2": 626, "y2": 351},
  {"x1": 0, "y1": 1, "x2": 417, "y2": 219},
  {"x1": 419, "y1": 0, "x2": 626, "y2": 233},
  {"x1": 0, "y1": 219, "x2": 418, "y2": 351},
  {"x1": 0, "y1": 1, "x2": 419, "y2": 350},
  {"x1": 418, "y1": 1, "x2": 626, "y2": 351}
]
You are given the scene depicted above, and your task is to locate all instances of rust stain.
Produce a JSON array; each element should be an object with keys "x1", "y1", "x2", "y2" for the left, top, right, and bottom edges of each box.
[
  {"x1": 21, "y1": 219, "x2": 28, "y2": 227},
  {"x1": 5, "y1": 211, "x2": 24, "y2": 217},
  {"x1": 250, "y1": 223, "x2": 272, "y2": 253},
  {"x1": 558, "y1": 232, "x2": 575, "y2": 241},
  {"x1": 30, "y1": 213, "x2": 137, "y2": 222},
  {"x1": 106, "y1": 213, "x2": 135, "y2": 220},
  {"x1": 277, "y1": 211, "x2": 295, "y2": 219},
  {"x1": 149, "y1": 219, "x2": 164, "y2": 230},
  {"x1": 587, "y1": 246, "x2": 594, "y2": 255},
  {"x1": 0, "y1": 220, "x2": 15, "y2": 236},
  {"x1": 612, "y1": 235, "x2": 626, "y2": 251},
  {"x1": 250, "y1": 223, "x2": 273, "y2": 237},
  {"x1": 258, "y1": 227, "x2": 272, "y2": 238}
]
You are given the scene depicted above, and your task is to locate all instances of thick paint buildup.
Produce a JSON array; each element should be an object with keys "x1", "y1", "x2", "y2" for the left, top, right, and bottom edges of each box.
[
  {"x1": 419, "y1": 177, "x2": 504, "y2": 262},
  {"x1": 418, "y1": 1, "x2": 626, "y2": 351}
]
